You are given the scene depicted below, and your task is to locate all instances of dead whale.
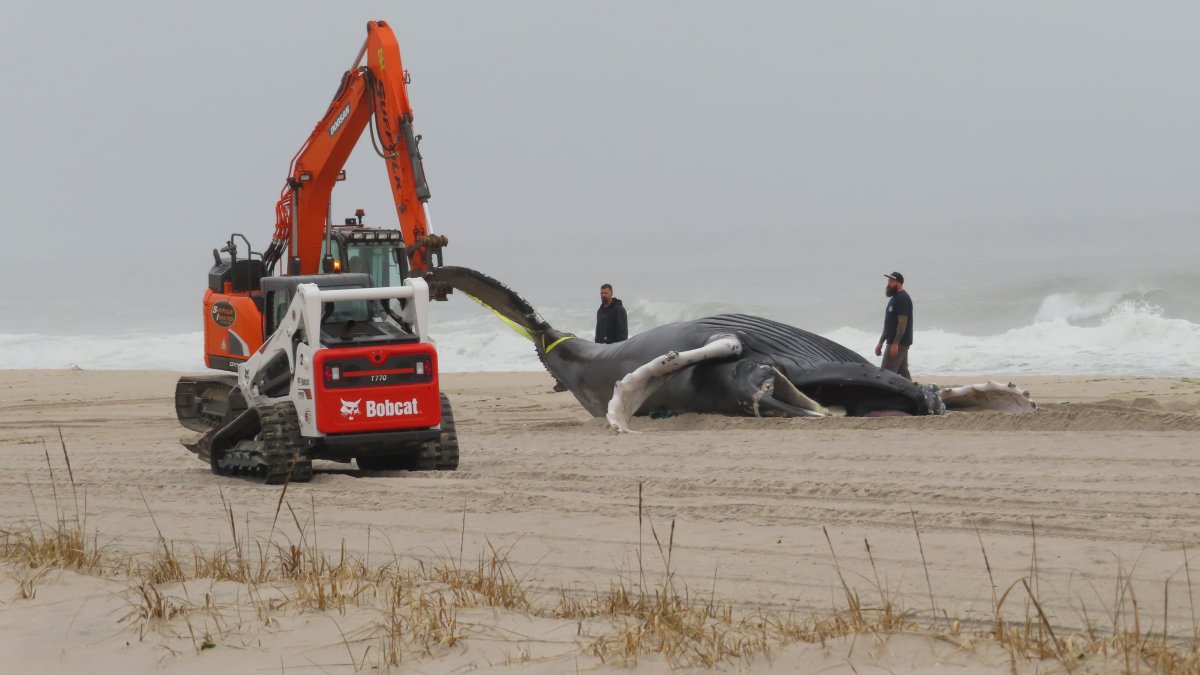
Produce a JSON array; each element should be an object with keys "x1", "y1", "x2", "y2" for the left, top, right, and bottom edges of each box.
[{"x1": 425, "y1": 267, "x2": 1032, "y2": 430}]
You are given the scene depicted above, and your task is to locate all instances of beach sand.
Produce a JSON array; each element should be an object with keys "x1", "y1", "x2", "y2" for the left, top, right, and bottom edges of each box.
[{"x1": 2, "y1": 369, "x2": 1199, "y2": 672}]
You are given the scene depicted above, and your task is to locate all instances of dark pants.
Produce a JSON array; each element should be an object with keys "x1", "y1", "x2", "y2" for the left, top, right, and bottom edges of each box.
[{"x1": 881, "y1": 345, "x2": 911, "y2": 381}]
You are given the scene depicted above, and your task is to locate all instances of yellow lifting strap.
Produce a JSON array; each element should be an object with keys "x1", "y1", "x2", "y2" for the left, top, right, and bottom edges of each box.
[
  {"x1": 461, "y1": 292, "x2": 574, "y2": 354},
  {"x1": 463, "y1": 293, "x2": 533, "y2": 341},
  {"x1": 542, "y1": 334, "x2": 574, "y2": 354}
]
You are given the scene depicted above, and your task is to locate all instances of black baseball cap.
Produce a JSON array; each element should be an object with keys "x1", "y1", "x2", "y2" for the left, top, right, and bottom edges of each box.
[{"x1": 884, "y1": 272, "x2": 904, "y2": 284}]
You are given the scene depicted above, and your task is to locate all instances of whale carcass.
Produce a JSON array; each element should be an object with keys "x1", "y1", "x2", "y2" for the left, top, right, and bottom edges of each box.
[{"x1": 427, "y1": 267, "x2": 1034, "y2": 430}]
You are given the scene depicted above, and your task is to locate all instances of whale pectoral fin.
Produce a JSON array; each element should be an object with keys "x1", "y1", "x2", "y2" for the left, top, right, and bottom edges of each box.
[
  {"x1": 605, "y1": 336, "x2": 743, "y2": 432},
  {"x1": 939, "y1": 381, "x2": 1037, "y2": 413}
]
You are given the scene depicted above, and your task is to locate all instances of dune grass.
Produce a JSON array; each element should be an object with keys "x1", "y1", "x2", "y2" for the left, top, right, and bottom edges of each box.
[{"x1": 3, "y1": 434, "x2": 1199, "y2": 671}]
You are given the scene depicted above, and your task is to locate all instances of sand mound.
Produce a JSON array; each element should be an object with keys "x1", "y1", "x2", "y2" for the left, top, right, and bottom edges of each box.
[{"x1": 629, "y1": 401, "x2": 1200, "y2": 433}]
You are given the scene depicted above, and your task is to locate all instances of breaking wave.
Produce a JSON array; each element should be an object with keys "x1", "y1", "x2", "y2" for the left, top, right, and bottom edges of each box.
[
  {"x1": 1034, "y1": 291, "x2": 1146, "y2": 324},
  {"x1": 0, "y1": 332, "x2": 207, "y2": 371},
  {"x1": 827, "y1": 300, "x2": 1200, "y2": 376},
  {"x1": 2, "y1": 297, "x2": 1197, "y2": 377}
]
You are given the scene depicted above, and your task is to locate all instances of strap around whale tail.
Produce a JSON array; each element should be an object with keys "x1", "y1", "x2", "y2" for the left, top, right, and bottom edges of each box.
[
  {"x1": 424, "y1": 266, "x2": 550, "y2": 341},
  {"x1": 463, "y1": 292, "x2": 534, "y2": 341}
]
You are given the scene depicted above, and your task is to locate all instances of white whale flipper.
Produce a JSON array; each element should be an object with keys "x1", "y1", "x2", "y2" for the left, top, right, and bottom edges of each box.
[
  {"x1": 939, "y1": 381, "x2": 1037, "y2": 413},
  {"x1": 606, "y1": 336, "x2": 743, "y2": 433}
]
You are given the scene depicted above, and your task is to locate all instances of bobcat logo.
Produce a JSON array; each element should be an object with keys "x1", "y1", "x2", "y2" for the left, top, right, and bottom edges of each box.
[{"x1": 339, "y1": 398, "x2": 362, "y2": 420}]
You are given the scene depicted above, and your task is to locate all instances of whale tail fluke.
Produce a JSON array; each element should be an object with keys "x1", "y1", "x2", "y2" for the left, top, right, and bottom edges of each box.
[
  {"x1": 426, "y1": 266, "x2": 551, "y2": 340},
  {"x1": 425, "y1": 266, "x2": 578, "y2": 378}
]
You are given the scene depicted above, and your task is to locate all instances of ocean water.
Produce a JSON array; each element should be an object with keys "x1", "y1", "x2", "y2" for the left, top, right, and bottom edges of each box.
[{"x1": 2, "y1": 279, "x2": 1198, "y2": 377}]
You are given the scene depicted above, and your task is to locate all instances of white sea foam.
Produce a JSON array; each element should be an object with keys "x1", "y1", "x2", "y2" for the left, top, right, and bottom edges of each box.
[
  {"x1": 0, "y1": 328, "x2": 544, "y2": 374},
  {"x1": 3, "y1": 297, "x2": 1197, "y2": 376},
  {"x1": 1033, "y1": 291, "x2": 1134, "y2": 323},
  {"x1": 828, "y1": 300, "x2": 1200, "y2": 377},
  {"x1": 431, "y1": 317, "x2": 544, "y2": 372}
]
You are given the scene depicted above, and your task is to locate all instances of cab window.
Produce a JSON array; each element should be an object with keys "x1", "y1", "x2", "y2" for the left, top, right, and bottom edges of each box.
[
  {"x1": 266, "y1": 290, "x2": 290, "y2": 335},
  {"x1": 346, "y1": 244, "x2": 406, "y2": 313},
  {"x1": 346, "y1": 245, "x2": 402, "y2": 287}
]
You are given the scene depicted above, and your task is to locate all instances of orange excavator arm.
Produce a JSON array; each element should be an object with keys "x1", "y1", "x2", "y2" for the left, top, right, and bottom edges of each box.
[{"x1": 263, "y1": 20, "x2": 442, "y2": 276}]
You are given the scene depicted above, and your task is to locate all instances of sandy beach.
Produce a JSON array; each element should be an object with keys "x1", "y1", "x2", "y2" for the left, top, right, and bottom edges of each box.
[{"x1": 2, "y1": 369, "x2": 1199, "y2": 672}]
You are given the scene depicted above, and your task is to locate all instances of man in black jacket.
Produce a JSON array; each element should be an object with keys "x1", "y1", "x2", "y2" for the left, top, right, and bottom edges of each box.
[{"x1": 595, "y1": 283, "x2": 628, "y2": 344}]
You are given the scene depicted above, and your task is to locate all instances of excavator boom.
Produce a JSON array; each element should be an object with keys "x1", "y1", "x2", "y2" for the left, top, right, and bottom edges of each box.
[
  {"x1": 263, "y1": 20, "x2": 441, "y2": 277},
  {"x1": 200, "y1": 20, "x2": 447, "y2": 373}
]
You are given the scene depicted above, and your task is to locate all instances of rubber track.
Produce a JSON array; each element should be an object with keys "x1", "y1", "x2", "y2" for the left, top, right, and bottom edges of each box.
[
  {"x1": 215, "y1": 403, "x2": 313, "y2": 484},
  {"x1": 408, "y1": 393, "x2": 457, "y2": 471},
  {"x1": 356, "y1": 394, "x2": 458, "y2": 472},
  {"x1": 175, "y1": 375, "x2": 239, "y2": 433},
  {"x1": 436, "y1": 394, "x2": 459, "y2": 470}
]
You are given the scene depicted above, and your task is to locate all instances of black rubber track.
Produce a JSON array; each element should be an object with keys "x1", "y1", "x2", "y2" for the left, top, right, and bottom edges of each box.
[
  {"x1": 260, "y1": 403, "x2": 313, "y2": 484},
  {"x1": 436, "y1": 394, "x2": 459, "y2": 470},
  {"x1": 355, "y1": 394, "x2": 458, "y2": 472}
]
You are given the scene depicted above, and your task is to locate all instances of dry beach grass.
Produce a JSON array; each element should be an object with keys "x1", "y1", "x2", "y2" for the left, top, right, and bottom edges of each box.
[{"x1": 2, "y1": 370, "x2": 1200, "y2": 672}]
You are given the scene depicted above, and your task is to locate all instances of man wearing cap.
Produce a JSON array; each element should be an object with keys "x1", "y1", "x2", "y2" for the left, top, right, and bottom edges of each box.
[{"x1": 875, "y1": 272, "x2": 913, "y2": 380}]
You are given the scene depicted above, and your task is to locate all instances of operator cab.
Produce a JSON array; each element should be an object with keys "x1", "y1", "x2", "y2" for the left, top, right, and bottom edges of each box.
[
  {"x1": 319, "y1": 207, "x2": 450, "y2": 302},
  {"x1": 261, "y1": 273, "x2": 418, "y2": 347},
  {"x1": 320, "y1": 209, "x2": 409, "y2": 293}
]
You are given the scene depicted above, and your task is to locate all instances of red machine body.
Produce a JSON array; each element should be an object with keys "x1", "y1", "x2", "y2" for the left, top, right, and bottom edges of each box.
[{"x1": 313, "y1": 344, "x2": 441, "y2": 434}]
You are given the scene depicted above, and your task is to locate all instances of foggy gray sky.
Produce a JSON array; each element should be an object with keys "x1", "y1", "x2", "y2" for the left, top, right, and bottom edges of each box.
[{"x1": 1, "y1": 1, "x2": 1197, "y2": 332}]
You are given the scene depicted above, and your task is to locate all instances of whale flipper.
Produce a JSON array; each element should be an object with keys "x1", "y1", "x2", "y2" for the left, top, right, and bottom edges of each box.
[
  {"x1": 940, "y1": 381, "x2": 1037, "y2": 413},
  {"x1": 606, "y1": 335, "x2": 743, "y2": 432}
]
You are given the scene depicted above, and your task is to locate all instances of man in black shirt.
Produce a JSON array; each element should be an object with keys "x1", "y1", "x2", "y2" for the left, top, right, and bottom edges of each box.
[
  {"x1": 875, "y1": 272, "x2": 913, "y2": 380},
  {"x1": 595, "y1": 283, "x2": 628, "y2": 344}
]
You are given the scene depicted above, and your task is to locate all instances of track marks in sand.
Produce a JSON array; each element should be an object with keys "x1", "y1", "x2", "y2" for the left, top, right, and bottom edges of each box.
[{"x1": 3, "y1": 371, "x2": 1200, "y2": 643}]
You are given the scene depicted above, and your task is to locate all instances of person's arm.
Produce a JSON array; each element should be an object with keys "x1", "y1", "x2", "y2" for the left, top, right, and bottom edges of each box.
[
  {"x1": 595, "y1": 310, "x2": 605, "y2": 344},
  {"x1": 890, "y1": 315, "x2": 908, "y2": 357},
  {"x1": 615, "y1": 306, "x2": 628, "y2": 342}
]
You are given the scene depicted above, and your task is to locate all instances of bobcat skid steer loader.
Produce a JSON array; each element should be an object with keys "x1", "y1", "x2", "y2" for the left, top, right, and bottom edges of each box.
[{"x1": 176, "y1": 273, "x2": 457, "y2": 483}]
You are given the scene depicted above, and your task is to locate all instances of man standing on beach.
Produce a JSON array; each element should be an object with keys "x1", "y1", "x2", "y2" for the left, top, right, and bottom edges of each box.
[
  {"x1": 595, "y1": 283, "x2": 628, "y2": 344},
  {"x1": 875, "y1": 272, "x2": 913, "y2": 380},
  {"x1": 551, "y1": 283, "x2": 628, "y2": 392}
]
